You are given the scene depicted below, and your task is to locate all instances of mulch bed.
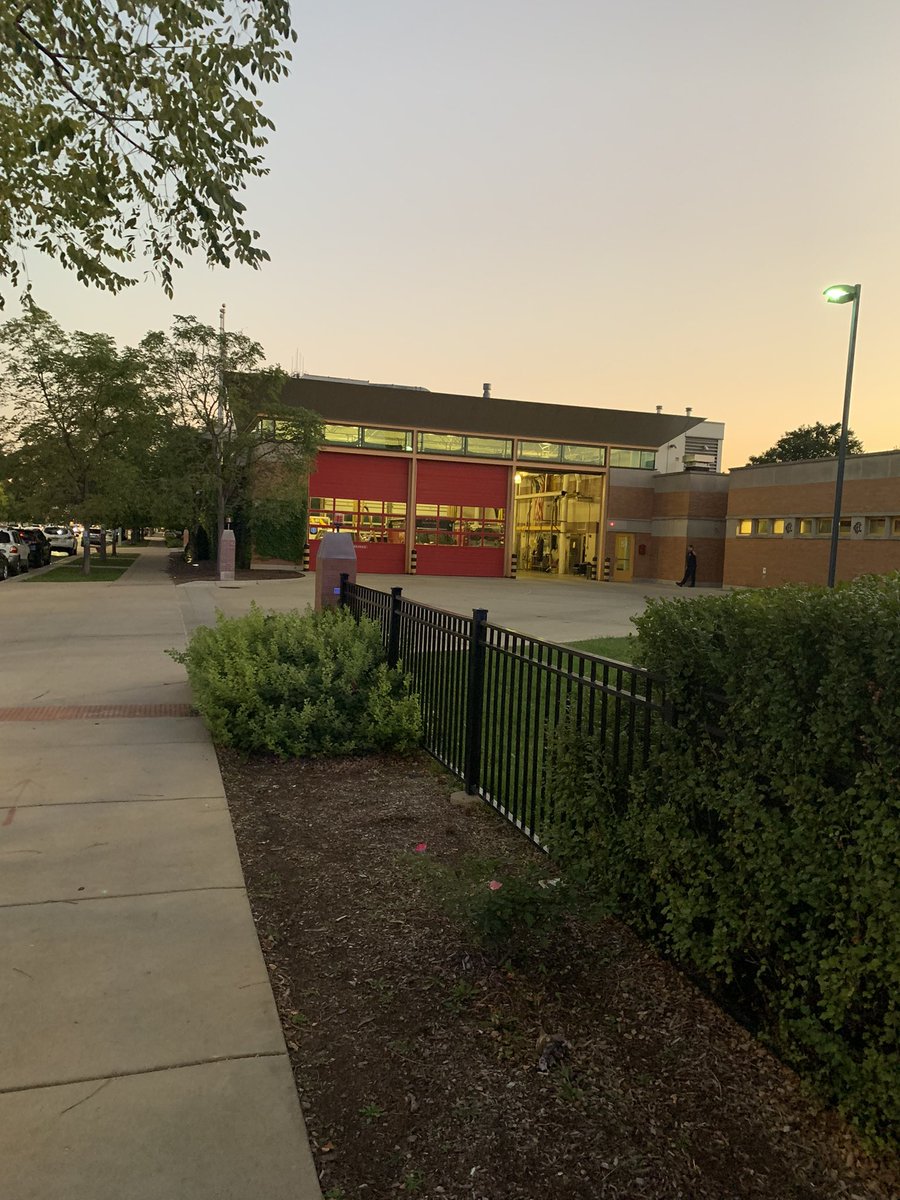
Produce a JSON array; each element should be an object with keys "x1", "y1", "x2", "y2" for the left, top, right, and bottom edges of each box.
[
  {"x1": 167, "y1": 552, "x2": 304, "y2": 583},
  {"x1": 220, "y1": 750, "x2": 897, "y2": 1200}
]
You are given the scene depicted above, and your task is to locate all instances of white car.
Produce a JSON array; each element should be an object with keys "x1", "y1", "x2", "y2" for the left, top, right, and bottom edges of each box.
[
  {"x1": 0, "y1": 528, "x2": 27, "y2": 577},
  {"x1": 43, "y1": 525, "x2": 77, "y2": 555}
]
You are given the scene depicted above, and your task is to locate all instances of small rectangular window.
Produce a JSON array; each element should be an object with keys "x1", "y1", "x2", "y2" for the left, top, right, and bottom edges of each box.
[
  {"x1": 736, "y1": 519, "x2": 753, "y2": 536},
  {"x1": 839, "y1": 518, "x2": 851, "y2": 538},
  {"x1": 465, "y1": 436, "x2": 512, "y2": 458},
  {"x1": 798, "y1": 518, "x2": 813, "y2": 536},
  {"x1": 322, "y1": 423, "x2": 361, "y2": 446},
  {"x1": 518, "y1": 440, "x2": 563, "y2": 461},
  {"x1": 757, "y1": 518, "x2": 772, "y2": 535},
  {"x1": 893, "y1": 517, "x2": 900, "y2": 536},
  {"x1": 361, "y1": 427, "x2": 411, "y2": 451},
  {"x1": 417, "y1": 432, "x2": 465, "y2": 455},
  {"x1": 772, "y1": 519, "x2": 785, "y2": 535},
  {"x1": 561, "y1": 443, "x2": 605, "y2": 466},
  {"x1": 817, "y1": 518, "x2": 833, "y2": 536},
  {"x1": 867, "y1": 517, "x2": 886, "y2": 537}
]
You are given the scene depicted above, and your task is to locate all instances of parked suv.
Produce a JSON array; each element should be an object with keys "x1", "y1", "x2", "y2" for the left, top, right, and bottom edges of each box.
[
  {"x1": 0, "y1": 528, "x2": 27, "y2": 577},
  {"x1": 15, "y1": 527, "x2": 51, "y2": 567},
  {"x1": 43, "y1": 525, "x2": 77, "y2": 555}
]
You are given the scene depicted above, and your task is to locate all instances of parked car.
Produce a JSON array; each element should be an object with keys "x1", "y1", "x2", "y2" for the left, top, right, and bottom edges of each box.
[
  {"x1": 43, "y1": 525, "x2": 77, "y2": 555},
  {"x1": 87, "y1": 527, "x2": 110, "y2": 546},
  {"x1": 0, "y1": 528, "x2": 27, "y2": 577},
  {"x1": 15, "y1": 527, "x2": 51, "y2": 567}
]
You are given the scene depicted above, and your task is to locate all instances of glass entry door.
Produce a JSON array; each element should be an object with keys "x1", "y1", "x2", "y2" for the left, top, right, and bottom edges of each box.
[{"x1": 613, "y1": 533, "x2": 634, "y2": 581}]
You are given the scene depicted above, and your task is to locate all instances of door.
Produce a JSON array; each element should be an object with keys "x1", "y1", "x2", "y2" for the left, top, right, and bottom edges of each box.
[{"x1": 613, "y1": 533, "x2": 634, "y2": 581}]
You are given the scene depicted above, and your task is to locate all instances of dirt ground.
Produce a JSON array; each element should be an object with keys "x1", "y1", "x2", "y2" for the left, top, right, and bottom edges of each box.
[
  {"x1": 220, "y1": 750, "x2": 897, "y2": 1200},
  {"x1": 167, "y1": 552, "x2": 304, "y2": 583}
]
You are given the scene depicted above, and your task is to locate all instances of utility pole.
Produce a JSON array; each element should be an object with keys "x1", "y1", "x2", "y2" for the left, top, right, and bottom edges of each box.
[{"x1": 217, "y1": 303, "x2": 236, "y2": 581}]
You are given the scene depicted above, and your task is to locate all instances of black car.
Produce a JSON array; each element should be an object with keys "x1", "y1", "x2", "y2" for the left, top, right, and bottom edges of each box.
[{"x1": 15, "y1": 527, "x2": 52, "y2": 567}]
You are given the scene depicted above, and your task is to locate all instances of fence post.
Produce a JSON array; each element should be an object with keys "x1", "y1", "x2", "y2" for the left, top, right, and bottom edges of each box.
[
  {"x1": 464, "y1": 608, "x2": 488, "y2": 795},
  {"x1": 387, "y1": 586, "x2": 403, "y2": 667},
  {"x1": 339, "y1": 572, "x2": 349, "y2": 607}
]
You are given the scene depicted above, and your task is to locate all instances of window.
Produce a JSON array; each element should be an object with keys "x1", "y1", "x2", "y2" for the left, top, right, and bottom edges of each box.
[
  {"x1": 893, "y1": 517, "x2": 900, "y2": 536},
  {"x1": 736, "y1": 519, "x2": 753, "y2": 536},
  {"x1": 817, "y1": 518, "x2": 833, "y2": 536},
  {"x1": 839, "y1": 518, "x2": 851, "y2": 538},
  {"x1": 307, "y1": 499, "x2": 406, "y2": 543},
  {"x1": 518, "y1": 440, "x2": 563, "y2": 461},
  {"x1": 561, "y1": 443, "x2": 605, "y2": 466},
  {"x1": 414, "y1": 505, "x2": 505, "y2": 547},
  {"x1": 609, "y1": 448, "x2": 656, "y2": 469},
  {"x1": 867, "y1": 517, "x2": 887, "y2": 537},
  {"x1": 361, "y1": 427, "x2": 412, "y2": 451},
  {"x1": 798, "y1": 518, "x2": 813, "y2": 536},
  {"x1": 464, "y1": 436, "x2": 512, "y2": 458},
  {"x1": 322, "y1": 423, "x2": 361, "y2": 446},
  {"x1": 417, "y1": 432, "x2": 465, "y2": 455},
  {"x1": 757, "y1": 518, "x2": 785, "y2": 536}
]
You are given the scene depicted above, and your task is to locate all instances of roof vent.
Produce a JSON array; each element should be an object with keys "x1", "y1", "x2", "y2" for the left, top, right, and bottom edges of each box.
[
  {"x1": 483, "y1": 382, "x2": 491, "y2": 399},
  {"x1": 685, "y1": 406, "x2": 693, "y2": 416},
  {"x1": 656, "y1": 405, "x2": 663, "y2": 414}
]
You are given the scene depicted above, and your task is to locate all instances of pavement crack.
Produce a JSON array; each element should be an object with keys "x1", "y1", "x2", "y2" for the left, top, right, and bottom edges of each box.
[{"x1": 58, "y1": 1077, "x2": 112, "y2": 1116}]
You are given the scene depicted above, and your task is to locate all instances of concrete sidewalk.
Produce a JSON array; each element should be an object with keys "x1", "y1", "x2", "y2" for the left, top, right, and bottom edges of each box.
[{"x1": 0, "y1": 546, "x2": 321, "y2": 1200}]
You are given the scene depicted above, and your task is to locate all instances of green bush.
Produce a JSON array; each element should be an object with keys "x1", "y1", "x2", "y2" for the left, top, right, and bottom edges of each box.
[
  {"x1": 252, "y1": 497, "x2": 306, "y2": 561},
  {"x1": 170, "y1": 603, "x2": 421, "y2": 757},
  {"x1": 544, "y1": 574, "x2": 900, "y2": 1147}
]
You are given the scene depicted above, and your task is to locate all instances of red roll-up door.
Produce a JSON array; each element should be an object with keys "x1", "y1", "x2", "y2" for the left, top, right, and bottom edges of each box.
[
  {"x1": 310, "y1": 451, "x2": 408, "y2": 501},
  {"x1": 414, "y1": 460, "x2": 508, "y2": 577},
  {"x1": 415, "y1": 460, "x2": 508, "y2": 507},
  {"x1": 308, "y1": 451, "x2": 409, "y2": 574}
]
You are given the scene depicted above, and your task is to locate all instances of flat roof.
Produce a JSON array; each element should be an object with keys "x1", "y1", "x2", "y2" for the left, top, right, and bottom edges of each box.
[{"x1": 280, "y1": 376, "x2": 705, "y2": 449}]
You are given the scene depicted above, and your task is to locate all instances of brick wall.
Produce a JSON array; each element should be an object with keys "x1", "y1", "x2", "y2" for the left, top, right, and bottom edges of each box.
[{"x1": 724, "y1": 537, "x2": 900, "y2": 587}]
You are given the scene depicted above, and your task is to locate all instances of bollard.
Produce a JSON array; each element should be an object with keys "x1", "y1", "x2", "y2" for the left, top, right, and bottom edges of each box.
[
  {"x1": 315, "y1": 532, "x2": 357, "y2": 609},
  {"x1": 409, "y1": 547, "x2": 417, "y2": 575},
  {"x1": 510, "y1": 552, "x2": 518, "y2": 579},
  {"x1": 218, "y1": 528, "x2": 236, "y2": 582},
  {"x1": 602, "y1": 556, "x2": 611, "y2": 582},
  {"x1": 302, "y1": 542, "x2": 310, "y2": 571},
  {"x1": 590, "y1": 557, "x2": 598, "y2": 581}
]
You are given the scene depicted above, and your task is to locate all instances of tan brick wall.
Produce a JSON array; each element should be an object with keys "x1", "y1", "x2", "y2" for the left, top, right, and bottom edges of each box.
[
  {"x1": 724, "y1": 538, "x2": 900, "y2": 587},
  {"x1": 653, "y1": 489, "x2": 729, "y2": 520},
  {"x1": 727, "y1": 477, "x2": 900, "y2": 518},
  {"x1": 607, "y1": 485, "x2": 654, "y2": 521},
  {"x1": 650, "y1": 535, "x2": 724, "y2": 586}
]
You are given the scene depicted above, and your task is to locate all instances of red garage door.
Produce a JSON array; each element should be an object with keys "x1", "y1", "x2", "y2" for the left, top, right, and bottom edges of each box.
[
  {"x1": 414, "y1": 461, "x2": 508, "y2": 577},
  {"x1": 308, "y1": 452, "x2": 409, "y2": 574}
]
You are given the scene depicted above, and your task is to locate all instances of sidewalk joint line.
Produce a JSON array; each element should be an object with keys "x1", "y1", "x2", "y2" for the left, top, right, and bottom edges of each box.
[
  {"x1": 0, "y1": 885, "x2": 246, "y2": 909},
  {"x1": 0, "y1": 795, "x2": 226, "y2": 810}
]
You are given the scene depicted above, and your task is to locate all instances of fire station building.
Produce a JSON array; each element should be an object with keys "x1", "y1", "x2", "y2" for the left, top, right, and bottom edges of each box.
[{"x1": 260, "y1": 375, "x2": 725, "y2": 584}]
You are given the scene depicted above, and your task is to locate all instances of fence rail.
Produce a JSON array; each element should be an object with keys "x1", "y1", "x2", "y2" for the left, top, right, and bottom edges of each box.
[{"x1": 341, "y1": 577, "x2": 671, "y2": 847}]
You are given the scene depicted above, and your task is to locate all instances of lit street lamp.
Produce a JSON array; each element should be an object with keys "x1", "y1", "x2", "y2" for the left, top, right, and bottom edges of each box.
[{"x1": 823, "y1": 283, "x2": 861, "y2": 588}]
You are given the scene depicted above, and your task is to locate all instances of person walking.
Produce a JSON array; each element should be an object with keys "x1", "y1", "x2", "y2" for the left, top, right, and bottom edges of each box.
[{"x1": 677, "y1": 544, "x2": 697, "y2": 587}]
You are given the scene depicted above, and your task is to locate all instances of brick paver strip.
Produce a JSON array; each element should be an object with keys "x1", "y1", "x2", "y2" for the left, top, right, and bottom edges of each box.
[{"x1": 0, "y1": 703, "x2": 194, "y2": 722}]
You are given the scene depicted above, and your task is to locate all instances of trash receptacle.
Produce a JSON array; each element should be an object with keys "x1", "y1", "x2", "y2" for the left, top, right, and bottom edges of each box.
[{"x1": 315, "y1": 532, "x2": 357, "y2": 610}]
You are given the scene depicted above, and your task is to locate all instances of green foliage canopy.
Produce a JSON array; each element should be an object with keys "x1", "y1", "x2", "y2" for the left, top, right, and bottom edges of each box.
[
  {"x1": 0, "y1": 1, "x2": 295, "y2": 304},
  {"x1": 748, "y1": 422, "x2": 863, "y2": 465}
]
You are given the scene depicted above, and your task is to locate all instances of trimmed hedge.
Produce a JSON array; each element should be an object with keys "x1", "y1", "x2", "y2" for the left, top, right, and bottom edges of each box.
[
  {"x1": 546, "y1": 574, "x2": 900, "y2": 1146},
  {"x1": 170, "y1": 604, "x2": 421, "y2": 757}
]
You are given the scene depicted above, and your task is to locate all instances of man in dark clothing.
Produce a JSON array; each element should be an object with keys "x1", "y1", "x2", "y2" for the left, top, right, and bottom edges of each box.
[{"x1": 677, "y1": 545, "x2": 697, "y2": 587}]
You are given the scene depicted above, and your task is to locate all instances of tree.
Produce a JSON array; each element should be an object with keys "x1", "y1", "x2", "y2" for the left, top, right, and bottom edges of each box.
[
  {"x1": 0, "y1": 309, "x2": 164, "y2": 569},
  {"x1": 0, "y1": 2, "x2": 295, "y2": 305},
  {"x1": 138, "y1": 316, "x2": 321, "y2": 565},
  {"x1": 748, "y1": 422, "x2": 864, "y2": 465}
]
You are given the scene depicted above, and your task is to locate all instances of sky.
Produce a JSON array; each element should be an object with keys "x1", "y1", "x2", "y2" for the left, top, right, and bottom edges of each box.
[{"x1": 16, "y1": 0, "x2": 900, "y2": 468}]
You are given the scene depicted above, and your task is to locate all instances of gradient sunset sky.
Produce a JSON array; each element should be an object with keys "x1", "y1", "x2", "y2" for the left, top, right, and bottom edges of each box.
[{"x1": 18, "y1": 1, "x2": 900, "y2": 467}]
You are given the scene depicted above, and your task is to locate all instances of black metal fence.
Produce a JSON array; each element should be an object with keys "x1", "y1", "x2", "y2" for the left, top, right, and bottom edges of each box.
[{"x1": 340, "y1": 577, "x2": 671, "y2": 847}]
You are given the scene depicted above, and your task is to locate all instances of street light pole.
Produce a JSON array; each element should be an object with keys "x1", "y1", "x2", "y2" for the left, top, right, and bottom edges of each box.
[{"x1": 823, "y1": 284, "x2": 861, "y2": 588}]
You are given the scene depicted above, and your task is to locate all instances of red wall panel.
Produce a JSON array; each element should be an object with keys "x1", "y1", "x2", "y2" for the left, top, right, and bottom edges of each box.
[
  {"x1": 415, "y1": 547, "x2": 505, "y2": 577},
  {"x1": 415, "y1": 460, "x2": 508, "y2": 507},
  {"x1": 310, "y1": 451, "x2": 409, "y2": 501},
  {"x1": 308, "y1": 540, "x2": 405, "y2": 575}
]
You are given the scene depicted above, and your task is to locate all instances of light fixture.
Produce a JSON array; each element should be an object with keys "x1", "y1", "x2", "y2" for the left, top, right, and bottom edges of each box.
[
  {"x1": 823, "y1": 284, "x2": 859, "y2": 305},
  {"x1": 514, "y1": 473, "x2": 522, "y2": 485}
]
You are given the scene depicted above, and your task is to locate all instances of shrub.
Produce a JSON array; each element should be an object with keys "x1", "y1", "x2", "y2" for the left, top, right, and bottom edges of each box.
[
  {"x1": 544, "y1": 574, "x2": 900, "y2": 1146},
  {"x1": 170, "y1": 603, "x2": 421, "y2": 757}
]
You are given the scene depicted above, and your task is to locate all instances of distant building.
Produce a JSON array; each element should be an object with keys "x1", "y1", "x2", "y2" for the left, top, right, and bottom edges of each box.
[{"x1": 262, "y1": 375, "x2": 722, "y2": 582}]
